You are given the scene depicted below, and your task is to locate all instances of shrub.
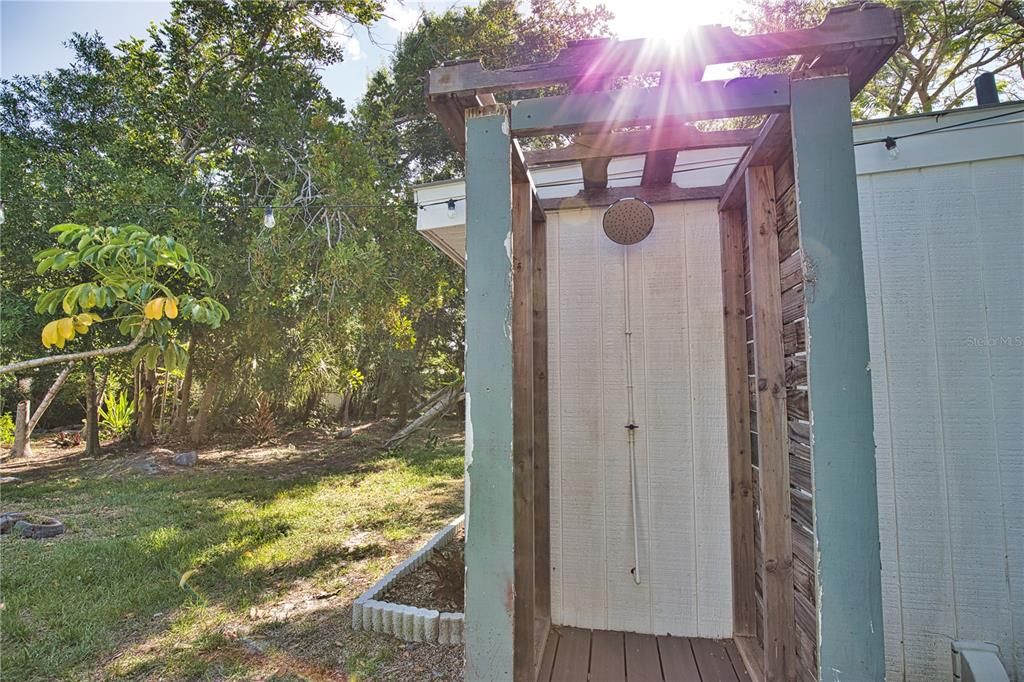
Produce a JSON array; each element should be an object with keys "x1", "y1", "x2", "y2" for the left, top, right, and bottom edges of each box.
[
  {"x1": 0, "y1": 413, "x2": 14, "y2": 445},
  {"x1": 98, "y1": 390, "x2": 134, "y2": 437}
]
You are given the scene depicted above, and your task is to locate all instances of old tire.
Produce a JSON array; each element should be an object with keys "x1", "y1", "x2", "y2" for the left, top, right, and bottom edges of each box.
[
  {"x1": 0, "y1": 512, "x2": 27, "y2": 534},
  {"x1": 12, "y1": 516, "x2": 65, "y2": 539}
]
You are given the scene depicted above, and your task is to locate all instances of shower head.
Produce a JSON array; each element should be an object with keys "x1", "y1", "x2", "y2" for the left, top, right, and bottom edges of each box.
[{"x1": 602, "y1": 197, "x2": 654, "y2": 245}]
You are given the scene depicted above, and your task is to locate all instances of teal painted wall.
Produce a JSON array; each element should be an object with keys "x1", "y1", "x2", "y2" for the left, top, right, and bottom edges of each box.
[
  {"x1": 463, "y1": 106, "x2": 515, "y2": 681},
  {"x1": 791, "y1": 72, "x2": 886, "y2": 680}
]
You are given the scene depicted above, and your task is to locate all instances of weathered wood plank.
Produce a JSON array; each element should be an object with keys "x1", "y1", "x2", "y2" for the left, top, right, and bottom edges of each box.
[
  {"x1": 726, "y1": 640, "x2": 755, "y2": 682},
  {"x1": 537, "y1": 628, "x2": 559, "y2": 682},
  {"x1": 590, "y1": 630, "x2": 626, "y2": 682},
  {"x1": 427, "y1": 6, "x2": 902, "y2": 97},
  {"x1": 512, "y1": 179, "x2": 536, "y2": 681},
  {"x1": 532, "y1": 215, "x2": 552, "y2": 638},
  {"x1": 551, "y1": 627, "x2": 591, "y2": 681},
  {"x1": 658, "y1": 636, "x2": 701, "y2": 682},
  {"x1": 539, "y1": 184, "x2": 722, "y2": 211},
  {"x1": 791, "y1": 70, "x2": 884, "y2": 680},
  {"x1": 524, "y1": 126, "x2": 759, "y2": 165},
  {"x1": 720, "y1": 208, "x2": 757, "y2": 638},
  {"x1": 624, "y1": 632, "x2": 662, "y2": 681},
  {"x1": 745, "y1": 164, "x2": 797, "y2": 682},
  {"x1": 463, "y1": 104, "x2": 516, "y2": 680},
  {"x1": 692, "y1": 639, "x2": 740, "y2": 682},
  {"x1": 720, "y1": 114, "x2": 792, "y2": 211},
  {"x1": 511, "y1": 75, "x2": 790, "y2": 136}
]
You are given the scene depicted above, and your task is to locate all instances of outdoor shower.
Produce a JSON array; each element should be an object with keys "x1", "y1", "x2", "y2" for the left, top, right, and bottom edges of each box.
[{"x1": 602, "y1": 197, "x2": 655, "y2": 586}]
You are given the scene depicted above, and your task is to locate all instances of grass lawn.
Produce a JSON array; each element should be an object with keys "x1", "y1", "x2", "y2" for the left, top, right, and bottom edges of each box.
[{"x1": 0, "y1": 422, "x2": 465, "y2": 681}]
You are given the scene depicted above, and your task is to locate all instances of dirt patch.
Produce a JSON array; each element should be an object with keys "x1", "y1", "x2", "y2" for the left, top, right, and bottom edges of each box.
[{"x1": 382, "y1": 533, "x2": 465, "y2": 614}]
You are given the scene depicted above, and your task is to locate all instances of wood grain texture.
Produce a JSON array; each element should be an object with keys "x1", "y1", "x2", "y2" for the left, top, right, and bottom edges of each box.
[
  {"x1": 551, "y1": 627, "x2": 591, "y2": 681},
  {"x1": 463, "y1": 107, "x2": 516, "y2": 681},
  {"x1": 720, "y1": 208, "x2": 757, "y2": 638},
  {"x1": 590, "y1": 629, "x2": 626, "y2": 682},
  {"x1": 658, "y1": 636, "x2": 701, "y2": 682},
  {"x1": 791, "y1": 72, "x2": 884, "y2": 681},
  {"x1": 744, "y1": 165, "x2": 796, "y2": 682},
  {"x1": 511, "y1": 180, "x2": 536, "y2": 680},
  {"x1": 691, "y1": 639, "x2": 741, "y2": 682},
  {"x1": 532, "y1": 215, "x2": 552, "y2": 640},
  {"x1": 624, "y1": 632, "x2": 662, "y2": 681}
]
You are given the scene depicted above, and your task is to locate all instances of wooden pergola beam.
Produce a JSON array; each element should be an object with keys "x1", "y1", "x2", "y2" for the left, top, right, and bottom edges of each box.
[
  {"x1": 510, "y1": 74, "x2": 790, "y2": 136},
  {"x1": 524, "y1": 126, "x2": 759, "y2": 166},
  {"x1": 538, "y1": 183, "x2": 722, "y2": 211},
  {"x1": 719, "y1": 113, "x2": 792, "y2": 211},
  {"x1": 427, "y1": 4, "x2": 902, "y2": 99}
]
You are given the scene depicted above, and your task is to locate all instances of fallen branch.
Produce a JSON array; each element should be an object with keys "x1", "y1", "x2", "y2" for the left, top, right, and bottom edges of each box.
[
  {"x1": 26, "y1": 362, "x2": 75, "y2": 435},
  {"x1": 0, "y1": 323, "x2": 149, "y2": 375},
  {"x1": 384, "y1": 383, "x2": 464, "y2": 451}
]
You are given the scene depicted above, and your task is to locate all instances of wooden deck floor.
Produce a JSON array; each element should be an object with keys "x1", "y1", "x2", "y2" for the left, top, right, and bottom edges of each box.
[{"x1": 536, "y1": 627, "x2": 751, "y2": 682}]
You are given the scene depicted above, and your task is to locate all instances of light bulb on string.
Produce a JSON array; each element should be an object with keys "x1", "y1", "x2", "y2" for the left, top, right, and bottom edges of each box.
[
  {"x1": 884, "y1": 137, "x2": 898, "y2": 159},
  {"x1": 447, "y1": 198, "x2": 456, "y2": 219},
  {"x1": 263, "y1": 206, "x2": 276, "y2": 228},
  {"x1": 0, "y1": 200, "x2": 6, "y2": 226}
]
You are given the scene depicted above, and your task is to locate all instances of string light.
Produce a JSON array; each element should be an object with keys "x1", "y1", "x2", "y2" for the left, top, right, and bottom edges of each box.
[
  {"x1": 0, "y1": 199, "x2": 5, "y2": 226},
  {"x1": 884, "y1": 136, "x2": 898, "y2": 159},
  {"x1": 446, "y1": 198, "x2": 456, "y2": 219},
  {"x1": 263, "y1": 206, "x2": 276, "y2": 228}
]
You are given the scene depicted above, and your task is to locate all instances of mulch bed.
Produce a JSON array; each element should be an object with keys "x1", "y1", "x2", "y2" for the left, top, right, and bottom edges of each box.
[{"x1": 382, "y1": 532, "x2": 465, "y2": 614}]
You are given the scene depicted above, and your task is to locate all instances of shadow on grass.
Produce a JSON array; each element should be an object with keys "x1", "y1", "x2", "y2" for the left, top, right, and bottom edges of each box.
[{"x1": 0, "y1": 431, "x2": 465, "y2": 681}]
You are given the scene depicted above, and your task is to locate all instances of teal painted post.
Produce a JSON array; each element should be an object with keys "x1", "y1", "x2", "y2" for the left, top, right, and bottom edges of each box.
[
  {"x1": 463, "y1": 104, "x2": 515, "y2": 681},
  {"x1": 790, "y1": 71, "x2": 885, "y2": 680}
]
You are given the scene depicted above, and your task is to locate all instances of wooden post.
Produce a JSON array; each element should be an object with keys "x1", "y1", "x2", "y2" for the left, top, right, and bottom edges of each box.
[
  {"x1": 745, "y1": 165, "x2": 797, "y2": 681},
  {"x1": 790, "y1": 70, "x2": 885, "y2": 680},
  {"x1": 719, "y1": 208, "x2": 756, "y2": 638},
  {"x1": 464, "y1": 103, "x2": 516, "y2": 681},
  {"x1": 532, "y1": 213, "x2": 552, "y2": 661},
  {"x1": 512, "y1": 179, "x2": 536, "y2": 680}
]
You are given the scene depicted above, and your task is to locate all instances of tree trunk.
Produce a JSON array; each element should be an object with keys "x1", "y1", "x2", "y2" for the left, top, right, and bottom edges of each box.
[
  {"x1": 26, "y1": 362, "x2": 75, "y2": 436},
  {"x1": 172, "y1": 342, "x2": 195, "y2": 434},
  {"x1": 84, "y1": 362, "x2": 101, "y2": 456},
  {"x1": 190, "y1": 373, "x2": 221, "y2": 446},
  {"x1": 9, "y1": 400, "x2": 33, "y2": 459},
  {"x1": 136, "y1": 367, "x2": 156, "y2": 446}
]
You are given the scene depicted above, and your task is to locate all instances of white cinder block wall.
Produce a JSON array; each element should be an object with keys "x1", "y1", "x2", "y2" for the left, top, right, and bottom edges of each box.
[{"x1": 546, "y1": 201, "x2": 733, "y2": 637}]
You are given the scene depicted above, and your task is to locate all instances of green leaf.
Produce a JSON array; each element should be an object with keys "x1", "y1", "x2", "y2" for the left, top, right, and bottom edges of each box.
[
  {"x1": 62, "y1": 285, "x2": 81, "y2": 315},
  {"x1": 36, "y1": 256, "x2": 56, "y2": 275}
]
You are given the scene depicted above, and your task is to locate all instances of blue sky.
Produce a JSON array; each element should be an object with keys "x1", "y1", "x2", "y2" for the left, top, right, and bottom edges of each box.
[{"x1": 1, "y1": 0, "x2": 745, "y2": 108}]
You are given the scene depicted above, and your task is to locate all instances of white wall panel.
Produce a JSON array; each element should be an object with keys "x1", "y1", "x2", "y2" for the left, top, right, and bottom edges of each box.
[
  {"x1": 547, "y1": 200, "x2": 732, "y2": 637},
  {"x1": 861, "y1": 153, "x2": 1024, "y2": 681}
]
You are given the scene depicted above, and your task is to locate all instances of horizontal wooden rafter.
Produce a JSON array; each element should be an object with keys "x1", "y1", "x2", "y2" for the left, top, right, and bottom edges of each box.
[
  {"x1": 511, "y1": 75, "x2": 790, "y2": 136},
  {"x1": 524, "y1": 126, "x2": 760, "y2": 165},
  {"x1": 539, "y1": 183, "x2": 722, "y2": 211},
  {"x1": 719, "y1": 112, "x2": 792, "y2": 211},
  {"x1": 427, "y1": 4, "x2": 902, "y2": 99}
]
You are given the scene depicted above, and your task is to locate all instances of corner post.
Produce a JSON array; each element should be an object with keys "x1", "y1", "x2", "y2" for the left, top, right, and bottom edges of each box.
[
  {"x1": 464, "y1": 104, "x2": 515, "y2": 681},
  {"x1": 790, "y1": 71, "x2": 885, "y2": 680}
]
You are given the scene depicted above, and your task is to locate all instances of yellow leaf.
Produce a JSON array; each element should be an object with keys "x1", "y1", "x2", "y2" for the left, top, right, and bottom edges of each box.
[
  {"x1": 73, "y1": 321, "x2": 89, "y2": 334},
  {"x1": 41, "y1": 320, "x2": 60, "y2": 348},
  {"x1": 145, "y1": 298, "x2": 165, "y2": 320},
  {"x1": 179, "y1": 569, "x2": 198, "y2": 589},
  {"x1": 163, "y1": 298, "x2": 178, "y2": 319},
  {"x1": 57, "y1": 317, "x2": 76, "y2": 341}
]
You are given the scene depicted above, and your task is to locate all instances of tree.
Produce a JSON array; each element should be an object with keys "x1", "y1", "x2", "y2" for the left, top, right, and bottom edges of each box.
[
  {"x1": 3, "y1": 222, "x2": 226, "y2": 456},
  {"x1": 740, "y1": 0, "x2": 1024, "y2": 118}
]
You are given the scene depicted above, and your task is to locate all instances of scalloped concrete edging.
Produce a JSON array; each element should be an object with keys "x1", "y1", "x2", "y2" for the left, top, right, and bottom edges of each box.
[{"x1": 352, "y1": 514, "x2": 465, "y2": 644}]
